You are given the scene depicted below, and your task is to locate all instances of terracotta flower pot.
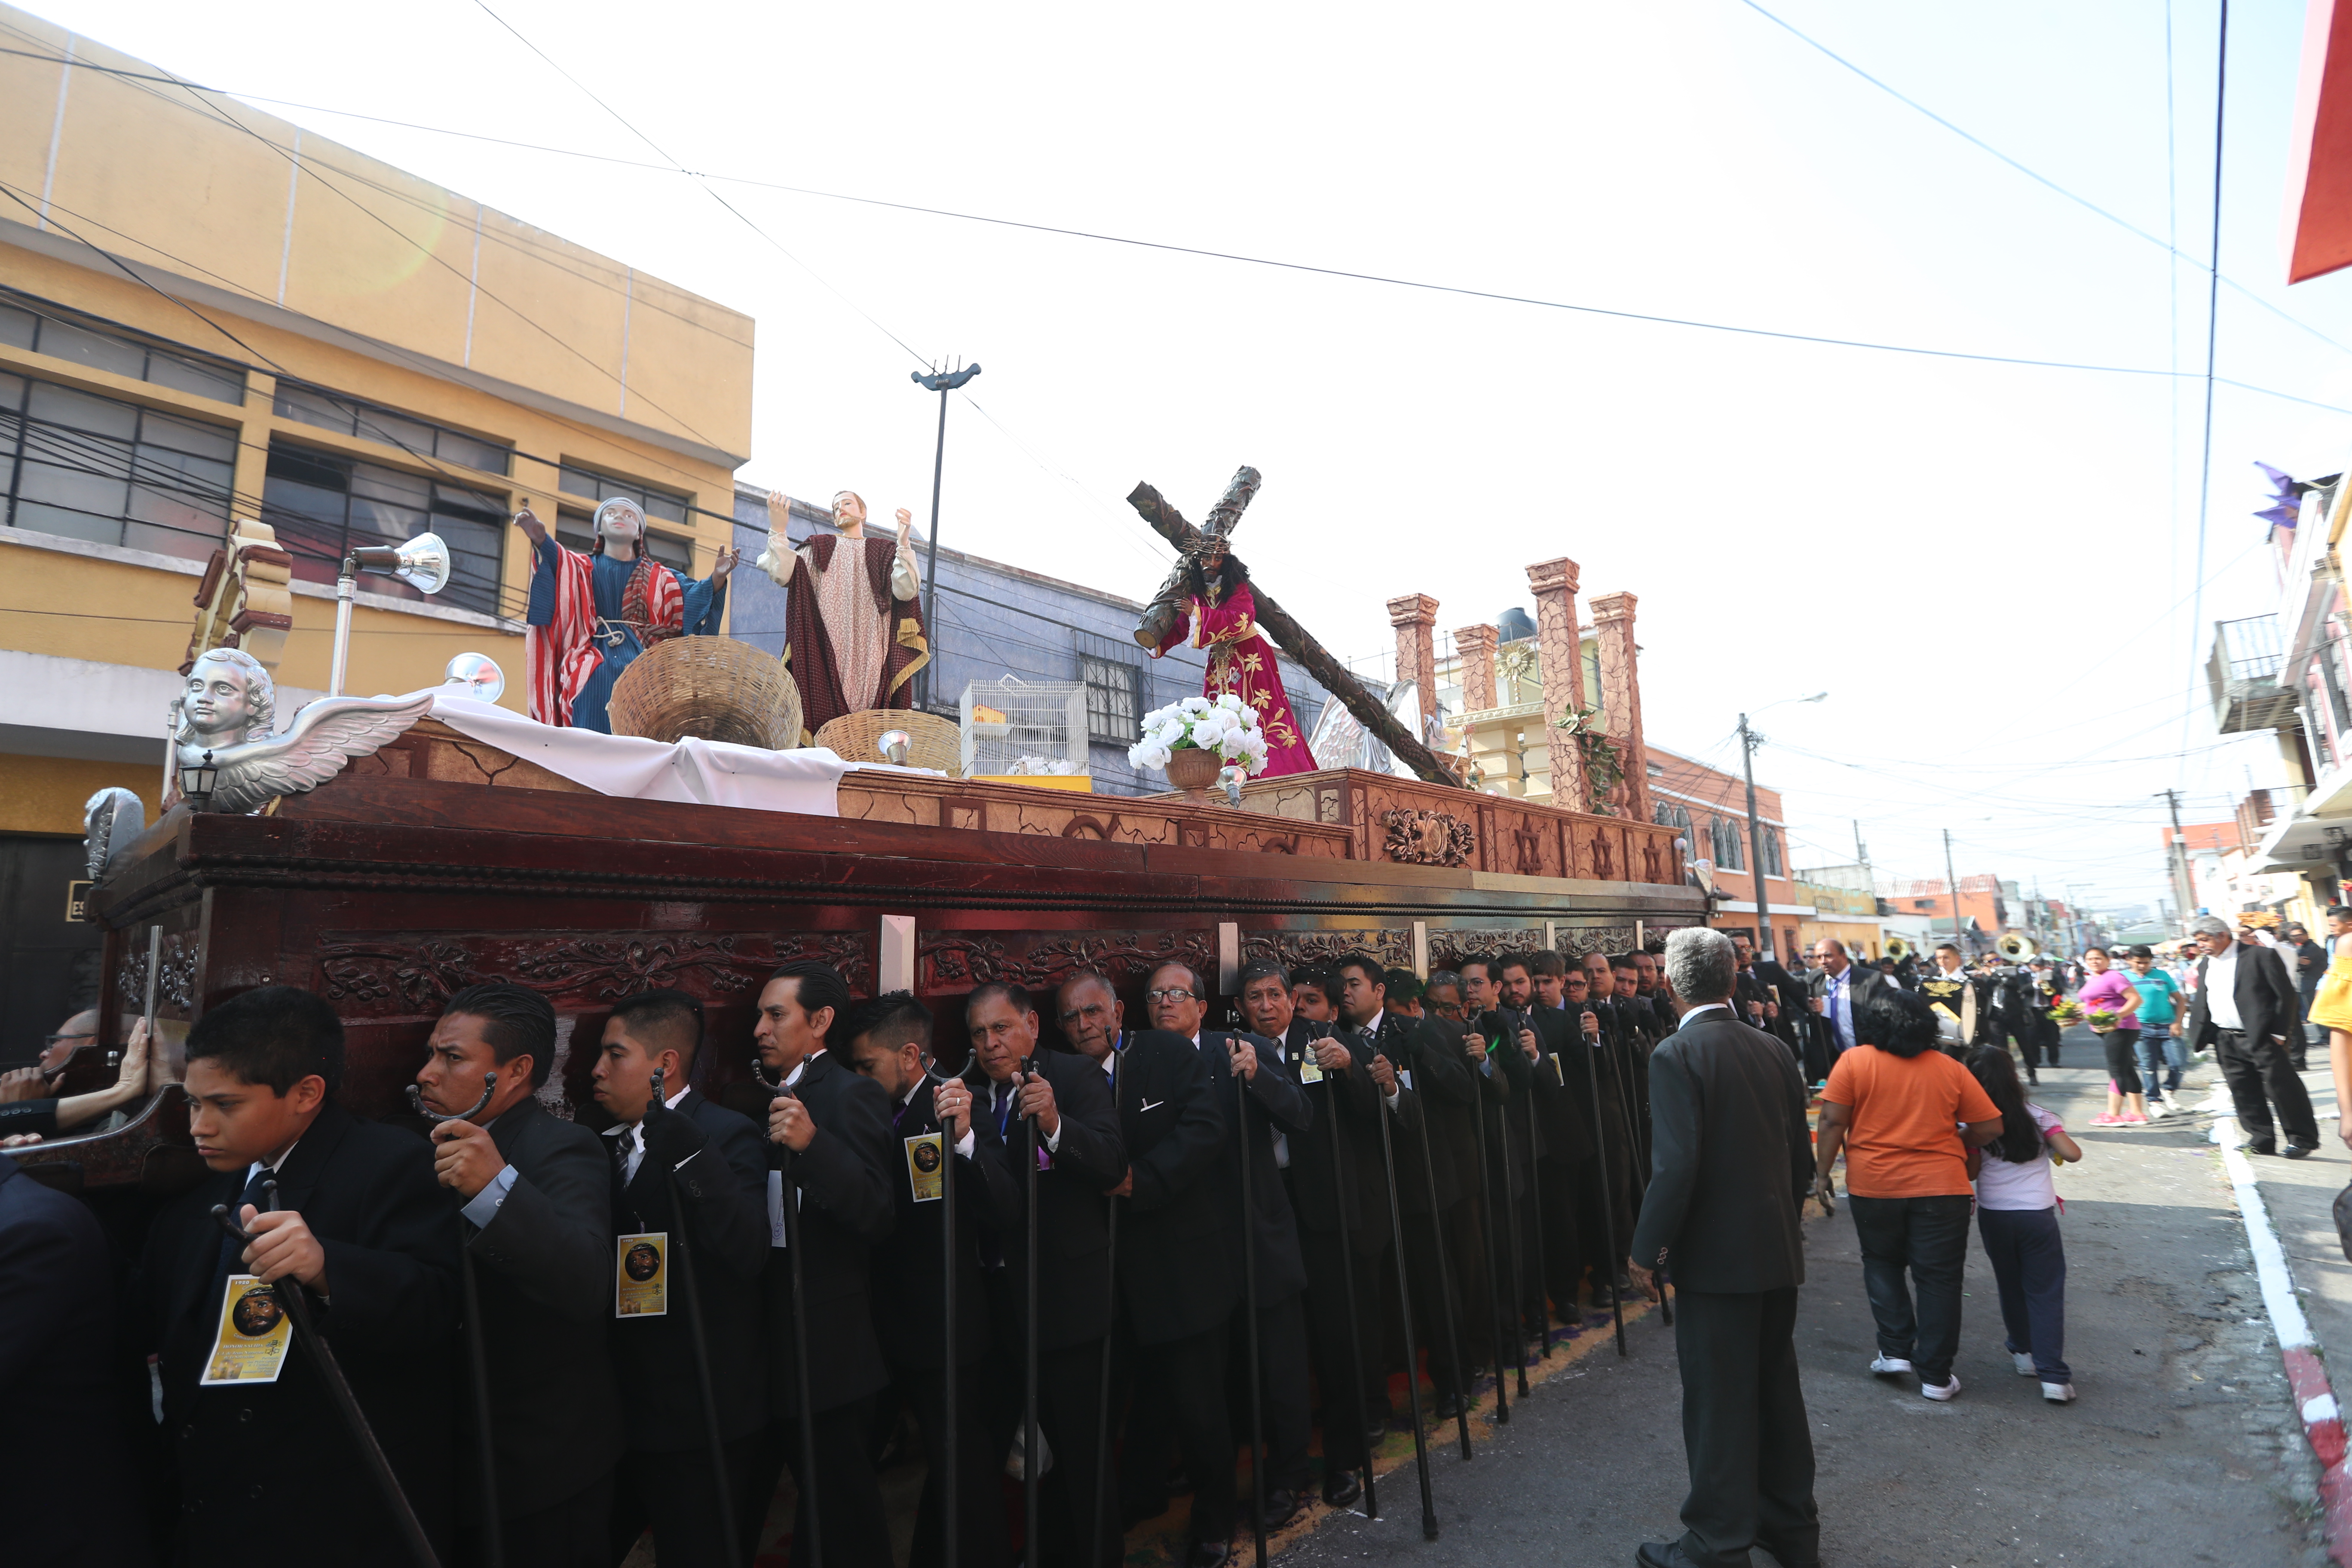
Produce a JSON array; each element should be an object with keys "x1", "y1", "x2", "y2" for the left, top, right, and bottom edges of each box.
[{"x1": 1163, "y1": 745, "x2": 1224, "y2": 803}]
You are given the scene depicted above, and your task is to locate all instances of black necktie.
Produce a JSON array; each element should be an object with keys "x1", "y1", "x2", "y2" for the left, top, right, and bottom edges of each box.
[
  {"x1": 211, "y1": 1166, "x2": 273, "y2": 1306},
  {"x1": 994, "y1": 1081, "x2": 1014, "y2": 1139}
]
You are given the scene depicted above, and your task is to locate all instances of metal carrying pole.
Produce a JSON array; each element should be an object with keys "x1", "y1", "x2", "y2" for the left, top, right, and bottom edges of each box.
[
  {"x1": 410, "y1": 1076, "x2": 503, "y2": 1568},
  {"x1": 1314, "y1": 1023, "x2": 1377, "y2": 1520},
  {"x1": 1465, "y1": 1035, "x2": 1510, "y2": 1422},
  {"x1": 939, "y1": 1069, "x2": 960, "y2": 1568},
  {"x1": 1576, "y1": 1018, "x2": 1627, "y2": 1357},
  {"x1": 1021, "y1": 1058, "x2": 1041, "y2": 1568},
  {"x1": 214, "y1": 1184, "x2": 441, "y2": 1568},
  {"x1": 1509, "y1": 1008, "x2": 1552, "y2": 1361},
  {"x1": 1235, "y1": 1056, "x2": 1270, "y2": 1568},
  {"x1": 1404, "y1": 1052, "x2": 1471, "y2": 1461},
  {"x1": 1488, "y1": 1010, "x2": 1530, "y2": 1396},
  {"x1": 748, "y1": 1063, "x2": 813, "y2": 1568},
  {"x1": 1368, "y1": 1031, "x2": 1439, "y2": 1540},
  {"x1": 1092, "y1": 1047, "x2": 1123, "y2": 1562}
]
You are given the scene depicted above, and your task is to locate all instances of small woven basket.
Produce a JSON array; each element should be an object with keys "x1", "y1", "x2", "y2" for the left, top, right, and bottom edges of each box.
[
  {"x1": 815, "y1": 709, "x2": 961, "y2": 774},
  {"x1": 607, "y1": 637, "x2": 802, "y2": 750}
]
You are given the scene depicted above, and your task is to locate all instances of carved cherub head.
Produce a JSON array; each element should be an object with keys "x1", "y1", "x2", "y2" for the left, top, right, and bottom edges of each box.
[
  {"x1": 181, "y1": 647, "x2": 275, "y2": 747},
  {"x1": 591, "y1": 496, "x2": 646, "y2": 556}
]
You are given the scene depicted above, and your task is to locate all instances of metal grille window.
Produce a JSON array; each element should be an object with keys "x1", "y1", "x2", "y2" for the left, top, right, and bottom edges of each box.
[
  {"x1": 263, "y1": 439, "x2": 508, "y2": 615},
  {"x1": 0, "y1": 294, "x2": 244, "y2": 404},
  {"x1": 1079, "y1": 651, "x2": 1145, "y2": 744},
  {"x1": 0, "y1": 371, "x2": 235, "y2": 562},
  {"x1": 551, "y1": 516, "x2": 695, "y2": 574},
  {"x1": 557, "y1": 463, "x2": 687, "y2": 524},
  {"x1": 272, "y1": 381, "x2": 511, "y2": 475}
]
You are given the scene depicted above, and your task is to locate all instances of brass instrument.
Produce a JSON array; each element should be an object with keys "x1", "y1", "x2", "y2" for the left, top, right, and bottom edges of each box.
[
  {"x1": 1884, "y1": 935, "x2": 1912, "y2": 963},
  {"x1": 1996, "y1": 931, "x2": 2039, "y2": 963}
]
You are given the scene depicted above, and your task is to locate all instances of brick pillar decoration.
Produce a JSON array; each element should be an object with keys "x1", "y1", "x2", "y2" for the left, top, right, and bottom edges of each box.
[
  {"x1": 1455, "y1": 623, "x2": 1499, "y2": 711},
  {"x1": 1525, "y1": 558, "x2": 1589, "y2": 813},
  {"x1": 1587, "y1": 591, "x2": 1650, "y2": 824},
  {"x1": 1386, "y1": 593, "x2": 1440, "y2": 728}
]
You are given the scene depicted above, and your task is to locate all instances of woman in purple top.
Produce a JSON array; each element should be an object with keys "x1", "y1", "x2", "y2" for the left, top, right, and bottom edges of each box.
[{"x1": 2076, "y1": 947, "x2": 2147, "y2": 1126}]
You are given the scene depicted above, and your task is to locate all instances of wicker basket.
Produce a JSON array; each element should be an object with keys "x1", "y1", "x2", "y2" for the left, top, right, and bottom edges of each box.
[
  {"x1": 815, "y1": 709, "x2": 962, "y2": 774},
  {"x1": 606, "y1": 637, "x2": 802, "y2": 750}
]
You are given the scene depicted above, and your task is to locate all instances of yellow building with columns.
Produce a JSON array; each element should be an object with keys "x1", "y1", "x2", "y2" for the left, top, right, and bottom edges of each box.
[{"x1": 0, "y1": 6, "x2": 753, "y2": 1046}]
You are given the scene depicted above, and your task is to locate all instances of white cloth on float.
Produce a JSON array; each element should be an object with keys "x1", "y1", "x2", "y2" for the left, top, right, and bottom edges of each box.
[{"x1": 424, "y1": 695, "x2": 934, "y2": 818}]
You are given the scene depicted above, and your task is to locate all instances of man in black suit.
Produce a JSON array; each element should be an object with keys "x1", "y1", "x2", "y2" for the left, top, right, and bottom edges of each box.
[
  {"x1": 1627, "y1": 927, "x2": 1819, "y2": 1568},
  {"x1": 1563, "y1": 962, "x2": 1637, "y2": 1305},
  {"x1": 2185, "y1": 915, "x2": 2322, "y2": 1157},
  {"x1": 1387, "y1": 965, "x2": 1493, "y2": 1387},
  {"x1": 1806, "y1": 939, "x2": 1890, "y2": 1066},
  {"x1": 845, "y1": 991, "x2": 1016, "y2": 1568},
  {"x1": 1194, "y1": 961, "x2": 1316, "y2": 1530},
  {"x1": 1115, "y1": 964, "x2": 1243, "y2": 1565},
  {"x1": 138, "y1": 985, "x2": 459, "y2": 1567},
  {"x1": 1291, "y1": 966, "x2": 1403, "y2": 1414},
  {"x1": 594, "y1": 988, "x2": 770, "y2": 1568},
  {"x1": 1332, "y1": 953, "x2": 1470, "y2": 1422},
  {"x1": 1494, "y1": 955, "x2": 1587, "y2": 1329},
  {"x1": 1239, "y1": 961, "x2": 1374, "y2": 1510},
  {"x1": 416, "y1": 983, "x2": 623, "y2": 1568},
  {"x1": 747, "y1": 960, "x2": 900, "y2": 1568},
  {"x1": 3, "y1": 1139, "x2": 144, "y2": 1568},
  {"x1": 964, "y1": 980, "x2": 1127, "y2": 1568},
  {"x1": 1461, "y1": 957, "x2": 1549, "y2": 1352}
]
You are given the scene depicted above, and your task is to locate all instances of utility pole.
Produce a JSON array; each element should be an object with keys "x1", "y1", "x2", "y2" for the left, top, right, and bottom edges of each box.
[
  {"x1": 2161, "y1": 789, "x2": 2197, "y2": 936},
  {"x1": 911, "y1": 360, "x2": 983, "y2": 711},
  {"x1": 1739, "y1": 714, "x2": 1772, "y2": 959},
  {"x1": 1942, "y1": 828, "x2": 1966, "y2": 959}
]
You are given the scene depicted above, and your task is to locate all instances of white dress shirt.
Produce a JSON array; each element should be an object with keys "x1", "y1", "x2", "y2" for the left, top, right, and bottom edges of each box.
[
  {"x1": 2203, "y1": 940, "x2": 2245, "y2": 1031},
  {"x1": 1820, "y1": 966, "x2": 1857, "y2": 1053},
  {"x1": 613, "y1": 1083, "x2": 693, "y2": 1186}
]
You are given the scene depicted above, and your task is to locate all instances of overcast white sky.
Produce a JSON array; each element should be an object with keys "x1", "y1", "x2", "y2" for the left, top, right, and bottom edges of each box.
[{"x1": 24, "y1": 0, "x2": 2352, "y2": 916}]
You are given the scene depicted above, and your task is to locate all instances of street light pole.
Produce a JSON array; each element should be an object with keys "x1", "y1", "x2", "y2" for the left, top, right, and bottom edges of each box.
[
  {"x1": 1733, "y1": 694, "x2": 1824, "y2": 962},
  {"x1": 911, "y1": 361, "x2": 982, "y2": 711}
]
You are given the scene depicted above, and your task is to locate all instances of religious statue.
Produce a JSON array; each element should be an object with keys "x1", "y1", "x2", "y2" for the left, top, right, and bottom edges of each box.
[
  {"x1": 1140, "y1": 534, "x2": 1317, "y2": 777},
  {"x1": 168, "y1": 646, "x2": 433, "y2": 816},
  {"x1": 755, "y1": 489, "x2": 930, "y2": 742},
  {"x1": 519, "y1": 497, "x2": 737, "y2": 731}
]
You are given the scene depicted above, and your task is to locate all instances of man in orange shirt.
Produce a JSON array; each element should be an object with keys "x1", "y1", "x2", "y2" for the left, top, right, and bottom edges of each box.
[{"x1": 1815, "y1": 987, "x2": 2004, "y2": 1402}]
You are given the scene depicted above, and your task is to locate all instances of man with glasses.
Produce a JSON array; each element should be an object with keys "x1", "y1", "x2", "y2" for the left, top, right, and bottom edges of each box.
[{"x1": 2184, "y1": 915, "x2": 2319, "y2": 1158}]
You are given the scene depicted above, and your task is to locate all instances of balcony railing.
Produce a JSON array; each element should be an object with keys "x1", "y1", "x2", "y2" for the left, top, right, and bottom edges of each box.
[{"x1": 2208, "y1": 615, "x2": 2301, "y2": 734}]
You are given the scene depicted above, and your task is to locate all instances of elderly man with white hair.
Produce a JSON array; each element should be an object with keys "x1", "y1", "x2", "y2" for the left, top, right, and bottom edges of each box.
[
  {"x1": 2184, "y1": 913, "x2": 2319, "y2": 1157},
  {"x1": 1626, "y1": 928, "x2": 1819, "y2": 1568}
]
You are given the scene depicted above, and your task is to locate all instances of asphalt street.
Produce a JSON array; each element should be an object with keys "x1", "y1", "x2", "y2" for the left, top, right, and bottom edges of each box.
[{"x1": 1282, "y1": 1037, "x2": 2333, "y2": 1568}]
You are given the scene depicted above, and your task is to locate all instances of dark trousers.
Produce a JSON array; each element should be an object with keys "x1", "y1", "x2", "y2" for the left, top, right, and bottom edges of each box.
[
  {"x1": 1229, "y1": 1291, "x2": 1313, "y2": 1496},
  {"x1": 2100, "y1": 1028, "x2": 2144, "y2": 1095},
  {"x1": 2214, "y1": 1027, "x2": 2320, "y2": 1150},
  {"x1": 1847, "y1": 1193, "x2": 1972, "y2": 1386},
  {"x1": 750, "y1": 1399, "x2": 893, "y2": 1568},
  {"x1": 1532, "y1": 1154, "x2": 1583, "y2": 1321},
  {"x1": 456, "y1": 1470, "x2": 612, "y2": 1568},
  {"x1": 1376, "y1": 1207, "x2": 1464, "y2": 1401},
  {"x1": 1977, "y1": 1206, "x2": 2069, "y2": 1382},
  {"x1": 1123, "y1": 1325, "x2": 1236, "y2": 1545},
  {"x1": 1574, "y1": 1140, "x2": 1632, "y2": 1292},
  {"x1": 1670, "y1": 1288, "x2": 1819, "y2": 1568},
  {"x1": 1443, "y1": 1193, "x2": 1493, "y2": 1369},
  {"x1": 1295, "y1": 1224, "x2": 1386, "y2": 1467},
  {"x1": 609, "y1": 1437, "x2": 764, "y2": 1568},
  {"x1": 889, "y1": 1359, "x2": 1008, "y2": 1568}
]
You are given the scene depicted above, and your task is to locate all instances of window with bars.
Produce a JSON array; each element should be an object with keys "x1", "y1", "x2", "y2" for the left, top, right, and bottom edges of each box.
[
  {"x1": 0, "y1": 294, "x2": 245, "y2": 405},
  {"x1": 262, "y1": 439, "x2": 508, "y2": 616},
  {"x1": 0, "y1": 371, "x2": 235, "y2": 562},
  {"x1": 272, "y1": 381, "x2": 511, "y2": 475},
  {"x1": 1710, "y1": 815, "x2": 1746, "y2": 870},
  {"x1": 1079, "y1": 652, "x2": 1145, "y2": 745},
  {"x1": 551, "y1": 516, "x2": 695, "y2": 574},
  {"x1": 1761, "y1": 826, "x2": 1785, "y2": 878},
  {"x1": 556, "y1": 462, "x2": 688, "y2": 523}
]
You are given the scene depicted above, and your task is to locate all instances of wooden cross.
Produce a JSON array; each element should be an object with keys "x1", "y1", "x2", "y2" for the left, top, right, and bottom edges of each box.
[{"x1": 1127, "y1": 468, "x2": 1462, "y2": 789}]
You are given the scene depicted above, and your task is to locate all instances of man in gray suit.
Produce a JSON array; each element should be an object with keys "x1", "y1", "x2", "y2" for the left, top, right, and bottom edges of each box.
[{"x1": 1627, "y1": 928, "x2": 1818, "y2": 1568}]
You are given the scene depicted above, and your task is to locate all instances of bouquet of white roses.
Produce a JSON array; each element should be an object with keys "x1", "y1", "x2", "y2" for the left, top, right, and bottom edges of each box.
[{"x1": 1128, "y1": 693, "x2": 1271, "y2": 776}]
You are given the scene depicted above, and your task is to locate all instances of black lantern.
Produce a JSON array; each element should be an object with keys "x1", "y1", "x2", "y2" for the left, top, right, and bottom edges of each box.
[{"x1": 179, "y1": 748, "x2": 218, "y2": 811}]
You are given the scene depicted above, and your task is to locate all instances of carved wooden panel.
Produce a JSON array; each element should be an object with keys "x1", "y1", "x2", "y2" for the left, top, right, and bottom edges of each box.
[
  {"x1": 1239, "y1": 928, "x2": 1413, "y2": 971},
  {"x1": 317, "y1": 931, "x2": 873, "y2": 1014},
  {"x1": 917, "y1": 929, "x2": 1216, "y2": 993},
  {"x1": 1380, "y1": 807, "x2": 1475, "y2": 867},
  {"x1": 115, "y1": 928, "x2": 202, "y2": 1014},
  {"x1": 1553, "y1": 923, "x2": 1638, "y2": 957},
  {"x1": 1428, "y1": 927, "x2": 1547, "y2": 967}
]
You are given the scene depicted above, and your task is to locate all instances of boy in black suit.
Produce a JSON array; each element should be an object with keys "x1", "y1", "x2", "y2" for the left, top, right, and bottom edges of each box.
[
  {"x1": 962, "y1": 981, "x2": 1127, "y2": 1568},
  {"x1": 418, "y1": 982, "x2": 624, "y2": 1568},
  {"x1": 595, "y1": 988, "x2": 770, "y2": 1568},
  {"x1": 138, "y1": 984, "x2": 459, "y2": 1567},
  {"x1": 847, "y1": 991, "x2": 1017, "y2": 1568},
  {"x1": 747, "y1": 960, "x2": 903, "y2": 1568}
]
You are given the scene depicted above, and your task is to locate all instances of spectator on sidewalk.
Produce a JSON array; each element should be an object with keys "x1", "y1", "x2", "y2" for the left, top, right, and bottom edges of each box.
[
  {"x1": 2308, "y1": 934, "x2": 2352, "y2": 1151},
  {"x1": 2185, "y1": 915, "x2": 2320, "y2": 1159},
  {"x1": 1813, "y1": 986, "x2": 2005, "y2": 1403},
  {"x1": 1966, "y1": 1046, "x2": 2084, "y2": 1406},
  {"x1": 2291, "y1": 923, "x2": 2327, "y2": 1066},
  {"x1": 2124, "y1": 946, "x2": 2184, "y2": 1111}
]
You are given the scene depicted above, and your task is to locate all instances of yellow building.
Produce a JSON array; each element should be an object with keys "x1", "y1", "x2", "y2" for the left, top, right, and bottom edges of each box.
[{"x1": 0, "y1": 7, "x2": 753, "y2": 1047}]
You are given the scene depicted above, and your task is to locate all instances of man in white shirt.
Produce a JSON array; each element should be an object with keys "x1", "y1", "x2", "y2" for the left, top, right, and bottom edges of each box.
[{"x1": 2185, "y1": 916, "x2": 2319, "y2": 1157}]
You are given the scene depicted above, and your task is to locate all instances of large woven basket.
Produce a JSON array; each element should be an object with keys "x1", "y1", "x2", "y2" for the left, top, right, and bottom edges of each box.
[
  {"x1": 607, "y1": 636, "x2": 802, "y2": 750},
  {"x1": 814, "y1": 709, "x2": 961, "y2": 774}
]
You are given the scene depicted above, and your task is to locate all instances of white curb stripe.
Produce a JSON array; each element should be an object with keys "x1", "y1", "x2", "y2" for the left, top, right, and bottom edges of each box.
[{"x1": 2212, "y1": 1113, "x2": 2317, "y2": 1351}]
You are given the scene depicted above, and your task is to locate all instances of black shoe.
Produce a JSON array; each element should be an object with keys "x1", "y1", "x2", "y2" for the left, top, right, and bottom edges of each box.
[
  {"x1": 1321, "y1": 1470, "x2": 1361, "y2": 1509},
  {"x1": 2248, "y1": 1143, "x2": 2279, "y2": 1156},
  {"x1": 1431, "y1": 1391, "x2": 1463, "y2": 1422},
  {"x1": 1188, "y1": 1541, "x2": 1231, "y2": 1568},
  {"x1": 2287, "y1": 1142, "x2": 2319, "y2": 1159},
  {"x1": 2027, "y1": 1073, "x2": 2040, "y2": 1085},
  {"x1": 1258, "y1": 1488, "x2": 1302, "y2": 1529},
  {"x1": 1634, "y1": 1542, "x2": 1695, "y2": 1568}
]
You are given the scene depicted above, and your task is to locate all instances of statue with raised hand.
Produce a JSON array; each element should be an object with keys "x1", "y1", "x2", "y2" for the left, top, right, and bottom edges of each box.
[
  {"x1": 755, "y1": 489, "x2": 929, "y2": 743},
  {"x1": 519, "y1": 496, "x2": 737, "y2": 731}
]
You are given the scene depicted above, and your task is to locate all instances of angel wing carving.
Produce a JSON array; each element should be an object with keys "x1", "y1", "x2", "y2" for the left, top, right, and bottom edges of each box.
[
  {"x1": 185, "y1": 690, "x2": 435, "y2": 814},
  {"x1": 84, "y1": 787, "x2": 146, "y2": 880}
]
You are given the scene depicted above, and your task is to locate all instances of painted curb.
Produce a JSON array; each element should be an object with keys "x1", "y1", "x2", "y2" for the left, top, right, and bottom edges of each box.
[{"x1": 2208, "y1": 1095, "x2": 2352, "y2": 1564}]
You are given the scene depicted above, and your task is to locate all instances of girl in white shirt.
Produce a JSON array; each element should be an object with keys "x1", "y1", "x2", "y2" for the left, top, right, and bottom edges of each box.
[{"x1": 1966, "y1": 1046, "x2": 2086, "y2": 1404}]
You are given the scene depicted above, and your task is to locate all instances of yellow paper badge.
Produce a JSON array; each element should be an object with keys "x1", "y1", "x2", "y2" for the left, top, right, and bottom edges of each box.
[
  {"x1": 201, "y1": 1276, "x2": 292, "y2": 1386},
  {"x1": 905, "y1": 1133, "x2": 946, "y2": 1203},
  {"x1": 616, "y1": 1232, "x2": 668, "y2": 1317}
]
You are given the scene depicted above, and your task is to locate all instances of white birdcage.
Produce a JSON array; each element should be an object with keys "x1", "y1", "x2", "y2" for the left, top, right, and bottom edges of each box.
[{"x1": 960, "y1": 677, "x2": 1090, "y2": 779}]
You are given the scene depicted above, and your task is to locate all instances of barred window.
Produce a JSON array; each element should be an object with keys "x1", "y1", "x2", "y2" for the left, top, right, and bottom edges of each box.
[
  {"x1": 273, "y1": 380, "x2": 510, "y2": 475},
  {"x1": 263, "y1": 439, "x2": 508, "y2": 616},
  {"x1": 1710, "y1": 815, "x2": 1746, "y2": 871},
  {"x1": 0, "y1": 371, "x2": 235, "y2": 562},
  {"x1": 1080, "y1": 652, "x2": 1144, "y2": 745}
]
